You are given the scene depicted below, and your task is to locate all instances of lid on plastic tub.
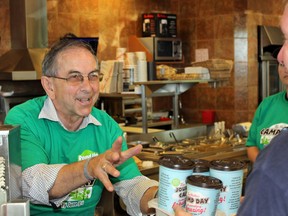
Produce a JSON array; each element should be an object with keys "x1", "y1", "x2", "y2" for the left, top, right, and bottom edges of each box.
[
  {"x1": 192, "y1": 159, "x2": 210, "y2": 173},
  {"x1": 187, "y1": 175, "x2": 223, "y2": 189},
  {"x1": 159, "y1": 156, "x2": 195, "y2": 170},
  {"x1": 210, "y1": 159, "x2": 245, "y2": 171}
]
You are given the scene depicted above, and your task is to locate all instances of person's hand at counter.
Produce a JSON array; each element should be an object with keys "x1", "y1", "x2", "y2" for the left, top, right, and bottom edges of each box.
[
  {"x1": 246, "y1": 146, "x2": 259, "y2": 163},
  {"x1": 173, "y1": 204, "x2": 190, "y2": 216}
]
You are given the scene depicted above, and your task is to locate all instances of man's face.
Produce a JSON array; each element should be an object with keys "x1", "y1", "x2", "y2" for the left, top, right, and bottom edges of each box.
[
  {"x1": 50, "y1": 47, "x2": 99, "y2": 121},
  {"x1": 278, "y1": 64, "x2": 288, "y2": 86},
  {"x1": 278, "y1": 4, "x2": 288, "y2": 68}
]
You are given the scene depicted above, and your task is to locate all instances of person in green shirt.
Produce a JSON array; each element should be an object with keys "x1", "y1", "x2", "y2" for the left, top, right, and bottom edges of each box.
[
  {"x1": 5, "y1": 35, "x2": 158, "y2": 215},
  {"x1": 246, "y1": 49, "x2": 288, "y2": 163}
]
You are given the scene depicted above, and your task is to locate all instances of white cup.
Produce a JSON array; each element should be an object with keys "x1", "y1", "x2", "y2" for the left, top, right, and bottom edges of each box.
[
  {"x1": 135, "y1": 51, "x2": 146, "y2": 61},
  {"x1": 124, "y1": 52, "x2": 136, "y2": 66},
  {"x1": 116, "y1": 48, "x2": 126, "y2": 61}
]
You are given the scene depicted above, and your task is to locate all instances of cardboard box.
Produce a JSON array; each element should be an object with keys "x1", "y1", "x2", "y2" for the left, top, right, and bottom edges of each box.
[{"x1": 142, "y1": 13, "x2": 177, "y2": 37}]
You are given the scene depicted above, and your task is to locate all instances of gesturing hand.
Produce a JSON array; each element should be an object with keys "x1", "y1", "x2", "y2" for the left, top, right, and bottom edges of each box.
[{"x1": 88, "y1": 136, "x2": 143, "y2": 191}]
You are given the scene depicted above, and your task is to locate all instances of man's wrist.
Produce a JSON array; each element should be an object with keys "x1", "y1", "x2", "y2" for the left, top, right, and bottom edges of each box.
[{"x1": 84, "y1": 158, "x2": 94, "y2": 181}]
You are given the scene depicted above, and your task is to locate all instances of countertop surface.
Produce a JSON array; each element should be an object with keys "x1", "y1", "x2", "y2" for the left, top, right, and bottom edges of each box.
[{"x1": 120, "y1": 125, "x2": 164, "y2": 134}]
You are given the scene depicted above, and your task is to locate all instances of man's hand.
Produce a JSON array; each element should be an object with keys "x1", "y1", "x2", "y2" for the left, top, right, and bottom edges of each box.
[{"x1": 88, "y1": 136, "x2": 143, "y2": 191}]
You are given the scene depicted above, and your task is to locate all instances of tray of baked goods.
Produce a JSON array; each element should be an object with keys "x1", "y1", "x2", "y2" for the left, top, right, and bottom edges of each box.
[{"x1": 156, "y1": 59, "x2": 233, "y2": 81}]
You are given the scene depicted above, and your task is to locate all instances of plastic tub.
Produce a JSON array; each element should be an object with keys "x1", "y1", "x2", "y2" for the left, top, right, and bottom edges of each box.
[{"x1": 201, "y1": 110, "x2": 215, "y2": 124}]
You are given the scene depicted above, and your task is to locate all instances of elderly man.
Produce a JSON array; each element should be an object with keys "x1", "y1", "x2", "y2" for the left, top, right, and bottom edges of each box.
[{"x1": 5, "y1": 36, "x2": 158, "y2": 215}]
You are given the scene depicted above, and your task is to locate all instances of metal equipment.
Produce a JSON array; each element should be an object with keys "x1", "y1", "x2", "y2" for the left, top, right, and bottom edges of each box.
[{"x1": 0, "y1": 125, "x2": 29, "y2": 216}]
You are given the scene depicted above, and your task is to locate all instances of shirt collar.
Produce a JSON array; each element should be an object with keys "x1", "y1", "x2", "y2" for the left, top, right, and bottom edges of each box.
[{"x1": 39, "y1": 97, "x2": 101, "y2": 131}]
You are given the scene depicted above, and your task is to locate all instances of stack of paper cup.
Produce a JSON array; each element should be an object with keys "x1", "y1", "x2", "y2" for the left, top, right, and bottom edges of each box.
[
  {"x1": 124, "y1": 52, "x2": 137, "y2": 92},
  {"x1": 135, "y1": 51, "x2": 148, "y2": 82},
  {"x1": 123, "y1": 65, "x2": 136, "y2": 84},
  {"x1": 210, "y1": 159, "x2": 245, "y2": 216},
  {"x1": 135, "y1": 51, "x2": 146, "y2": 61},
  {"x1": 124, "y1": 52, "x2": 136, "y2": 66},
  {"x1": 137, "y1": 60, "x2": 148, "y2": 82},
  {"x1": 116, "y1": 48, "x2": 126, "y2": 62},
  {"x1": 158, "y1": 156, "x2": 195, "y2": 215}
]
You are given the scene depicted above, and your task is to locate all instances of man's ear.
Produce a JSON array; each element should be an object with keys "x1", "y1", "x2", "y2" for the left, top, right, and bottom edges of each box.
[{"x1": 41, "y1": 76, "x2": 55, "y2": 99}]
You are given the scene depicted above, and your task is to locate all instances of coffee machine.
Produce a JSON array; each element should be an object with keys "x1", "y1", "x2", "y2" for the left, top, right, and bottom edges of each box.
[{"x1": 0, "y1": 125, "x2": 29, "y2": 215}]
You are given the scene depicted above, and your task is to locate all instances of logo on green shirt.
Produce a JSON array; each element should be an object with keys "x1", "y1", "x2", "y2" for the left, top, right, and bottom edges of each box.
[
  {"x1": 260, "y1": 123, "x2": 288, "y2": 147},
  {"x1": 62, "y1": 150, "x2": 99, "y2": 209}
]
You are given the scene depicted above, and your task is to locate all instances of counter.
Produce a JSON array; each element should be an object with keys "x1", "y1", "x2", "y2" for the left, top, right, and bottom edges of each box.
[
  {"x1": 120, "y1": 125, "x2": 164, "y2": 134},
  {"x1": 98, "y1": 126, "x2": 249, "y2": 216}
]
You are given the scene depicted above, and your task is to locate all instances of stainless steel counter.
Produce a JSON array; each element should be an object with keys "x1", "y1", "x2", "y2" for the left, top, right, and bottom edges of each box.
[
  {"x1": 128, "y1": 125, "x2": 248, "y2": 162},
  {"x1": 137, "y1": 145, "x2": 247, "y2": 162},
  {"x1": 99, "y1": 126, "x2": 249, "y2": 216}
]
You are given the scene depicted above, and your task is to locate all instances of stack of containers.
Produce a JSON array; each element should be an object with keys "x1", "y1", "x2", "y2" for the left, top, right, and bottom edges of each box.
[
  {"x1": 116, "y1": 47, "x2": 126, "y2": 62},
  {"x1": 149, "y1": 157, "x2": 245, "y2": 216},
  {"x1": 123, "y1": 52, "x2": 136, "y2": 92},
  {"x1": 135, "y1": 51, "x2": 148, "y2": 82},
  {"x1": 158, "y1": 156, "x2": 195, "y2": 215},
  {"x1": 135, "y1": 51, "x2": 148, "y2": 93},
  {"x1": 191, "y1": 159, "x2": 210, "y2": 176},
  {"x1": 121, "y1": 51, "x2": 148, "y2": 93},
  {"x1": 185, "y1": 175, "x2": 223, "y2": 215},
  {"x1": 209, "y1": 159, "x2": 245, "y2": 216},
  {"x1": 186, "y1": 159, "x2": 245, "y2": 216},
  {"x1": 115, "y1": 48, "x2": 126, "y2": 92}
]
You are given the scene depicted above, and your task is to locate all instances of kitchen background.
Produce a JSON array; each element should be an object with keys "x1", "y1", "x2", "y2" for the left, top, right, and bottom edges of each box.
[{"x1": 0, "y1": 0, "x2": 285, "y2": 128}]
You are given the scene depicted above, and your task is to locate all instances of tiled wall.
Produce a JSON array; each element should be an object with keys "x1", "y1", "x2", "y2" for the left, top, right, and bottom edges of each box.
[
  {"x1": 0, "y1": 0, "x2": 285, "y2": 128},
  {"x1": 176, "y1": 0, "x2": 284, "y2": 127},
  {"x1": 0, "y1": 1, "x2": 10, "y2": 56}
]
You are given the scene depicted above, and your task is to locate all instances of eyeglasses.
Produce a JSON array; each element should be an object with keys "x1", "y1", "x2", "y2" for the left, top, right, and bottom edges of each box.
[{"x1": 47, "y1": 71, "x2": 103, "y2": 85}]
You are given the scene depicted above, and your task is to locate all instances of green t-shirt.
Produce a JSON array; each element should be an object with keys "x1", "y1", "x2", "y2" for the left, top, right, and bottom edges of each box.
[
  {"x1": 246, "y1": 91, "x2": 288, "y2": 150},
  {"x1": 5, "y1": 96, "x2": 142, "y2": 215}
]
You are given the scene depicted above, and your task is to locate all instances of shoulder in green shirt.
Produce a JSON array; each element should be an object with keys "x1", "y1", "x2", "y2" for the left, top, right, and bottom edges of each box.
[{"x1": 246, "y1": 91, "x2": 288, "y2": 150}]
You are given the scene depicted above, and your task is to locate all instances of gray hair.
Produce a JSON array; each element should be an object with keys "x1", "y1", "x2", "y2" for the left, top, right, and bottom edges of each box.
[{"x1": 42, "y1": 37, "x2": 97, "y2": 77}]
